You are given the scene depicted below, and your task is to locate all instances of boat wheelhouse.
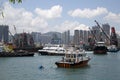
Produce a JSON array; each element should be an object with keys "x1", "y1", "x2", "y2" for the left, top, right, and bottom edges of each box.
[{"x1": 55, "y1": 48, "x2": 90, "y2": 68}]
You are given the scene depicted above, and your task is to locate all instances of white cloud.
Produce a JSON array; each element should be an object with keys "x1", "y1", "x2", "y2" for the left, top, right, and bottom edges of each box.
[
  {"x1": 104, "y1": 12, "x2": 120, "y2": 36},
  {"x1": 35, "y1": 5, "x2": 62, "y2": 19},
  {"x1": 74, "y1": 24, "x2": 89, "y2": 31},
  {"x1": 0, "y1": 2, "x2": 51, "y2": 34},
  {"x1": 54, "y1": 21, "x2": 89, "y2": 35},
  {"x1": 104, "y1": 12, "x2": 120, "y2": 23},
  {"x1": 68, "y1": 7, "x2": 108, "y2": 18}
]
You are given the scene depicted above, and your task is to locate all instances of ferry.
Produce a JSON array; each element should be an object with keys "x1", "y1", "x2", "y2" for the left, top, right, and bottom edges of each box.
[
  {"x1": 55, "y1": 47, "x2": 90, "y2": 68},
  {"x1": 38, "y1": 44, "x2": 66, "y2": 56}
]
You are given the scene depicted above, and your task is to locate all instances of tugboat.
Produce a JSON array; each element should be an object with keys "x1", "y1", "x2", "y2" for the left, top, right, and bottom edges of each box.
[
  {"x1": 55, "y1": 47, "x2": 90, "y2": 68},
  {"x1": 93, "y1": 42, "x2": 108, "y2": 54}
]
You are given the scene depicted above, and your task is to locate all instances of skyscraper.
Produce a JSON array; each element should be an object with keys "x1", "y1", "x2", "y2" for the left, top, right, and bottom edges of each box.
[
  {"x1": 0, "y1": 25, "x2": 9, "y2": 43},
  {"x1": 79, "y1": 30, "x2": 83, "y2": 42},
  {"x1": 74, "y1": 30, "x2": 80, "y2": 45},
  {"x1": 92, "y1": 26, "x2": 101, "y2": 41},
  {"x1": 83, "y1": 30, "x2": 89, "y2": 44},
  {"x1": 102, "y1": 23, "x2": 110, "y2": 36},
  {"x1": 102, "y1": 23, "x2": 110, "y2": 43},
  {"x1": 62, "y1": 30, "x2": 70, "y2": 45}
]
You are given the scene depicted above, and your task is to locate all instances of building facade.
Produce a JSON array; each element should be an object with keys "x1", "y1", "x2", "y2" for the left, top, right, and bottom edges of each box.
[
  {"x1": 61, "y1": 30, "x2": 70, "y2": 45},
  {"x1": 74, "y1": 30, "x2": 80, "y2": 45},
  {"x1": 102, "y1": 23, "x2": 110, "y2": 44},
  {"x1": 0, "y1": 25, "x2": 9, "y2": 43}
]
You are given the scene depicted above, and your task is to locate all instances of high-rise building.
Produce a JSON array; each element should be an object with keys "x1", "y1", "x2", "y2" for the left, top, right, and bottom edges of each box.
[
  {"x1": 102, "y1": 23, "x2": 110, "y2": 43},
  {"x1": 102, "y1": 23, "x2": 110, "y2": 36},
  {"x1": 0, "y1": 25, "x2": 9, "y2": 43},
  {"x1": 14, "y1": 33, "x2": 34, "y2": 48},
  {"x1": 92, "y1": 26, "x2": 101, "y2": 41},
  {"x1": 31, "y1": 32, "x2": 52, "y2": 44},
  {"x1": 74, "y1": 30, "x2": 80, "y2": 45},
  {"x1": 79, "y1": 30, "x2": 83, "y2": 42},
  {"x1": 51, "y1": 33, "x2": 61, "y2": 44},
  {"x1": 83, "y1": 30, "x2": 89, "y2": 44},
  {"x1": 62, "y1": 30, "x2": 70, "y2": 45},
  {"x1": 31, "y1": 32, "x2": 41, "y2": 43}
]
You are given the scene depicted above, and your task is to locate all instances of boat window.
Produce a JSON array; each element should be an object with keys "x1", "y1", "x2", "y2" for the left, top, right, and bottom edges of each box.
[
  {"x1": 66, "y1": 54, "x2": 70, "y2": 58},
  {"x1": 59, "y1": 49, "x2": 64, "y2": 51},
  {"x1": 74, "y1": 54, "x2": 76, "y2": 58},
  {"x1": 71, "y1": 54, "x2": 76, "y2": 58},
  {"x1": 77, "y1": 54, "x2": 83, "y2": 57}
]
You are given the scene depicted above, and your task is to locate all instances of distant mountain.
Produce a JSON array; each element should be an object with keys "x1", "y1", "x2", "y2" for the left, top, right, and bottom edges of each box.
[{"x1": 43, "y1": 31, "x2": 62, "y2": 38}]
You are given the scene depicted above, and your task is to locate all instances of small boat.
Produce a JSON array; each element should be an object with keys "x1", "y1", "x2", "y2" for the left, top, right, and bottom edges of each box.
[
  {"x1": 107, "y1": 45, "x2": 119, "y2": 52},
  {"x1": 93, "y1": 42, "x2": 108, "y2": 54},
  {"x1": 38, "y1": 44, "x2": 66, "y2": 56},
  {"x1": 55, "y1": 48, "x2": 90, "y2": 68}
]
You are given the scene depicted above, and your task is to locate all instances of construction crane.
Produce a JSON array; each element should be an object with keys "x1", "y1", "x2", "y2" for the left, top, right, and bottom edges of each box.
[
  {"x1": 94, "y1": 20, "x2": 110, "y2": 41},
  {"x1": 13, "y1": 25, "x2": 17, "y2": 34},
  {"x1": 94, "y1": 20, "x2": 118, "y2": 47},
  {"x1": 8, "y1": 25, "x2": 17, "y2": 41},
  {"x1": 89, "y1": 27, "x2": 97, "y2": 42}
]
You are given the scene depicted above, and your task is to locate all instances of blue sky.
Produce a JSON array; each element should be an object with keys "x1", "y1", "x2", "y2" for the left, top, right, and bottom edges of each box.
[{"x1": 0, "y1": 0, "x2": 120, "y2": 35}]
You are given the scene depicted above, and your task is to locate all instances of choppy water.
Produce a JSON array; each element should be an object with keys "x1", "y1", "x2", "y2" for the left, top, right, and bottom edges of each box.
[{"x1": 0, "y1": 52, "x2": 120, "y2": 80}]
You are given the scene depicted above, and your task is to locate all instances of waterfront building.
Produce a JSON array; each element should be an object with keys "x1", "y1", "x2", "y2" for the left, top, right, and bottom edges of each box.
[
  {"x1": 32, "y1": 32, "x2": 52, "y2": 45},
  {"x1": 79, "y1": 30, "x2": 83, "y2": 42},
  {"x1": 31, "y1": 32, "x2": 42, "y2": 46},
  {"x1": 74, "y1": 30, "x2": 80, "y2": 45},
  {"x1": 40, "y1": 34, "x2": 52, "y2": 44},
  {"x1": 14, "y1": 33, "x2": 34, "y2": 48},
  {"x1": 102, "y1": 23, "x2": 110, "y2": 36},
  {"x1": 92, "y1": 26, "x2": 101, "y2": 41},
  {"x1": 51, "y1": 33, "x2": 61, "y2": 44},
  {"x1": 83, "y1": 30, "x2": 88, "y2": 44},
  {"x1": 31, "y1": 32, "x2": 42, "y2": 43},
  {"x1": 102, "y1": 23, "x2": 110, "y2": 44},
  {"x1": 74, "y1": 29, "x2": 89, "y2": 46},
  {"x1": 61, "y1": 30, "x2": 70, "y2": 45},
  {"x1": 0, "y1": 25, "x2": 9, "y2": 43}
]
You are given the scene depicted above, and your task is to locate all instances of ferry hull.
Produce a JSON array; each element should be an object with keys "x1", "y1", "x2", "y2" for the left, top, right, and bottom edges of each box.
[
  {"x1": 108, "y1": 49, "x2": 119, "y2": 52},
  {"x1": 94, "y1": 50, "x2": 107, "y2": 54},
  {"x1": 55, "y1": 60, "x2": 90, "y2": 68},
  {"x1": 39, "y1": 51, "x2": 65, "y2": 56},
  {"x1": 93, "y1": 46, "x2": 108, "y2": 54}
]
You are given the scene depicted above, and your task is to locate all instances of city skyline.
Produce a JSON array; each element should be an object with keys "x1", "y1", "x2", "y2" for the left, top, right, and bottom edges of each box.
[{"x1": 0, "y1": 0, "x2": 120, "y2": 35}]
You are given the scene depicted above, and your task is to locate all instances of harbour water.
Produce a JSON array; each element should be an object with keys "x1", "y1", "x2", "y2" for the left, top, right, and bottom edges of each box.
[{"x1": 0, "y1": 51, "x2": 120, "y2": 80}]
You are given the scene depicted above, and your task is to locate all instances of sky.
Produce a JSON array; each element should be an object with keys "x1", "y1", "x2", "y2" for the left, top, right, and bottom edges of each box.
[{"x1": 0, "y1": 0, "x2": 120, "y2": 35}]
